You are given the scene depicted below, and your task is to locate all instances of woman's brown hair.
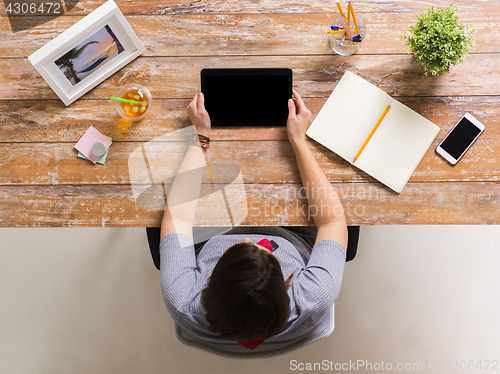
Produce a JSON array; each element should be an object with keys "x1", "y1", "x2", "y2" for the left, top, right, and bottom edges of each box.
[{"x1": 200, "y1": 243, "x2": 291, "y2": 341}]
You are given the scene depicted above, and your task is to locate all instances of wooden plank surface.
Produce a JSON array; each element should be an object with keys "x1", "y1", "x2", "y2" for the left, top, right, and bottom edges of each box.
[
  {"x1": 1, "y1": 12, "x2": 498, "y2": 57},
  {"x1": 1, "y1": 182, "x2": 500, "y2": 227},
  {"x1": 1, "y1": 0, "x2": 499, "y2": 226},
  {"x1": 2, "y1": 54, "x2": 500, "y2": 101},
  {"x1": 2, "y1": 96, "x2": 500, "y2": 142},
  {"x1": 1, "y1": 138, "x2": 500, "y2": 186},
  {"x1": 2, "y1": 0, "x2": 499, "y2": 16}
]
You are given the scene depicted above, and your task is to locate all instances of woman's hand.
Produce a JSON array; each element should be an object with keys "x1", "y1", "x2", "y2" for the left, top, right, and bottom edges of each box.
[
  {"x1": 187, "y1": 92, "x2": 211, "y2": 137},
  {"x1": 286, "y1": 89, "x2": 312, "y2": 148}
]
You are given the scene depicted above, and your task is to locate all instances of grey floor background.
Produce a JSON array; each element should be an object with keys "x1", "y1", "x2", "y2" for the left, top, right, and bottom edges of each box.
[{"x1": 1, "y1": 226, "x2": 499, "y2": 374}]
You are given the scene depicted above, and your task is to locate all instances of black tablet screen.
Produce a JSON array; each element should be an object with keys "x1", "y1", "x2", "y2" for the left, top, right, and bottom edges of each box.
[{"x1": 201, "y1": 68, "x2": 292, "y2": 126}]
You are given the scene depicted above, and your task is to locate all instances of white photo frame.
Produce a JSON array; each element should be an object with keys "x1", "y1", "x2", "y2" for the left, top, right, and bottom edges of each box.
[{"x1": 28, "y1": 0, "x2": 145, "y2": 106}]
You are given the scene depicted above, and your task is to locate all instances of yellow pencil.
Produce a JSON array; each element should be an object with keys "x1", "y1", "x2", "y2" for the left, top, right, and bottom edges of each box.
[
  {"x1": 353, "y1": 105, "x2": 391, "y2": 163},
  {"x1": 326, "y1": 29, "x2": 356, "y2": 34},
  {"x1": 348, "y1": 2, "x2": 360, "y2": 35},
  {"x1": 336, "y1": 0, "x2": 344, "y2": 17}
]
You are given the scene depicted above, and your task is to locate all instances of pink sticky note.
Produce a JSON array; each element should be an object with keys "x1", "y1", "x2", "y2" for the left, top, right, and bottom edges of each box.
[{"x1": 74, "y1": 126, "x2": 113, "y2": 164}]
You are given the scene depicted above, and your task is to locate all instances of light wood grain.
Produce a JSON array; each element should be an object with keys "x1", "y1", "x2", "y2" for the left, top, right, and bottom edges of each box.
[
  {"x1": 1, "y1": 12, "x2": 496, "y2": 58},
  {"x1": 2, "y1": 0, "x2": 498, "y2": 17},
  {"x1": 2, "y1": 54, "x2": 500, "y2": 101},
  {"x1": 1, "y1": 182, "x2": 500, "y2": 227},
  {"x1": 1, "y1": 0, "x2": 499, "y2": 227},
  {"x1": 2, "y1": 97, "x2": 500, "y2": 142},
  {"x1": 1, "y1": 138, "x2": 499, "y2": 186}
]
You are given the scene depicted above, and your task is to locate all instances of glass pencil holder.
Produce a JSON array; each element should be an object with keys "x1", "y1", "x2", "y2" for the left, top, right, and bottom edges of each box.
[{"x1": 328, "y1": 15, "x2": 366, "y2": 56}]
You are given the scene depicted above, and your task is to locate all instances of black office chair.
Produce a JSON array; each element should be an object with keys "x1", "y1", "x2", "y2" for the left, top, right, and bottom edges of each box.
[{"x1": 146, "y1": 226, "x2": 360, "y2": 270}]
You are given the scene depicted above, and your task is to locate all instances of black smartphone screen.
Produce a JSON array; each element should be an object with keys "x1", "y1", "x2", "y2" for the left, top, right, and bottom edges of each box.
[
  {"x1": 440, "y1": 117, "x2": 482, "y2": 159},
  {"x1": 201, "y1": 68, "x2": 292, "y2": 126}
]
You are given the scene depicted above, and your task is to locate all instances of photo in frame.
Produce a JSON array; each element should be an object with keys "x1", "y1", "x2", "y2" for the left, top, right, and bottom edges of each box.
[{"x1": 28, "y1": 0, "x2": 145, "y2": 106}]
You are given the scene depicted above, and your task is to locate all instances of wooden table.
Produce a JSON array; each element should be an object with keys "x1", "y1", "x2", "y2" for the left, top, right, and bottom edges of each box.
[{"x1": 1, "y1": 0, "x2": 499, "y2": 227}]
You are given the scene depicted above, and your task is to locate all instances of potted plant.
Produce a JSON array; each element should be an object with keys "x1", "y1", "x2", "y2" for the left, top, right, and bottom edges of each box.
[{"x1": 400, "y1": 5, "x2": 474, "y2": 76}]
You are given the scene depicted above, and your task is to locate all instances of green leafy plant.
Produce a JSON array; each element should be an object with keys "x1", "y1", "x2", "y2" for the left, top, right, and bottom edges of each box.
[{"x1": 400, "y1": 5, "x2": 474, "y2": 76}]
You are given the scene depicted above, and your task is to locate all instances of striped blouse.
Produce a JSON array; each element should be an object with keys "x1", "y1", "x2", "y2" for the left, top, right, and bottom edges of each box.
[{"x1": 160, "y1": 232, "x2": 346, "y2": 343}]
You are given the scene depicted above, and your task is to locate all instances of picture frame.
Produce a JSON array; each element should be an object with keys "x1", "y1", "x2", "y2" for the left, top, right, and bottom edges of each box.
[{"x1": 28, "y1": 0, "x2": 145, "y2": 106}]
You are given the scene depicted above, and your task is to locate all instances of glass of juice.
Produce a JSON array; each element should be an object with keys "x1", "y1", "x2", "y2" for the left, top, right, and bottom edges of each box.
[{"x1": 115, "y1": 84, "x2": 152, "y2": 121}]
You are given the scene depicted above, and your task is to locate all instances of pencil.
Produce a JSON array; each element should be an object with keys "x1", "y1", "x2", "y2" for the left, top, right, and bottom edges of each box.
[
  {"x1": 339, "y1": 15, "x2": 355, "y2": 39},
  {"x1": 353, "y1": 105, "x2": 391, "y2": 163},
  {"x1": 326, "y1": 29, "x2": 356, "y2": 34},
  {"x1": 348, "y1": 2, "x2": 360, "y2": 35},
  {"x1": 336, "y1": 0, "x2": 344, "y2": 17}
]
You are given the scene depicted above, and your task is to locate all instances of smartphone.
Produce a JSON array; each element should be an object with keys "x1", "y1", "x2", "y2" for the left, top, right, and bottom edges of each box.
[{"x1": 436, "y1": 113, "x2": 484, "y2": 165}]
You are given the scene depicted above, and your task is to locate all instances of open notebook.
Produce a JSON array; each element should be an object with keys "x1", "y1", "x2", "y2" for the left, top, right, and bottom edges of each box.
[{"x1": 306, "y1": 71, "x2": 440, "y2": 193}]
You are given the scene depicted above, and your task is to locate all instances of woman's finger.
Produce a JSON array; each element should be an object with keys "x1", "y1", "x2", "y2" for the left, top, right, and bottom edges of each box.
[
  {"x1": 197, "y1": 92, "x2": 205, "y2": 112},
  {"x1": 292, "y1": 89, "x2": 307, "y2": 112},
  {"x1": 288, "y1": 98, "x2": 296, "y2": 119}
]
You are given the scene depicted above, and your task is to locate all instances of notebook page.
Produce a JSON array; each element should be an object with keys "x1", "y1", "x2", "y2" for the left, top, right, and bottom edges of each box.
[
  {"x1": 306, "y1": 71, "x2": 392, "y2": 162},
  {"x1": 354, "y1": 99, "x2": 439, "y2": 193}
]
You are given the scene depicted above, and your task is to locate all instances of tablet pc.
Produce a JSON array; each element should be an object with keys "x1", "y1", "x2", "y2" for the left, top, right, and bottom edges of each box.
[{"x1": 201, "y1": 68, "x2": 292, "y2": 126}]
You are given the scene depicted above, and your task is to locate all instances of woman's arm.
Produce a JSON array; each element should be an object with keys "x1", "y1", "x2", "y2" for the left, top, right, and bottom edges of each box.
[
  {"x1": 286, "y1": 90, "x2": 348, "y2": 249},
  {"x1": 160, "y1": 92, "x2": 211, "y2": 241}
]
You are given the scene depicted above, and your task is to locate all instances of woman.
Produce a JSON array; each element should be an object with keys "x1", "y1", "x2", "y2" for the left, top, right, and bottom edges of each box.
[{"x1": 160, "y1": 90, "x2": 347, "y2": 348}]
